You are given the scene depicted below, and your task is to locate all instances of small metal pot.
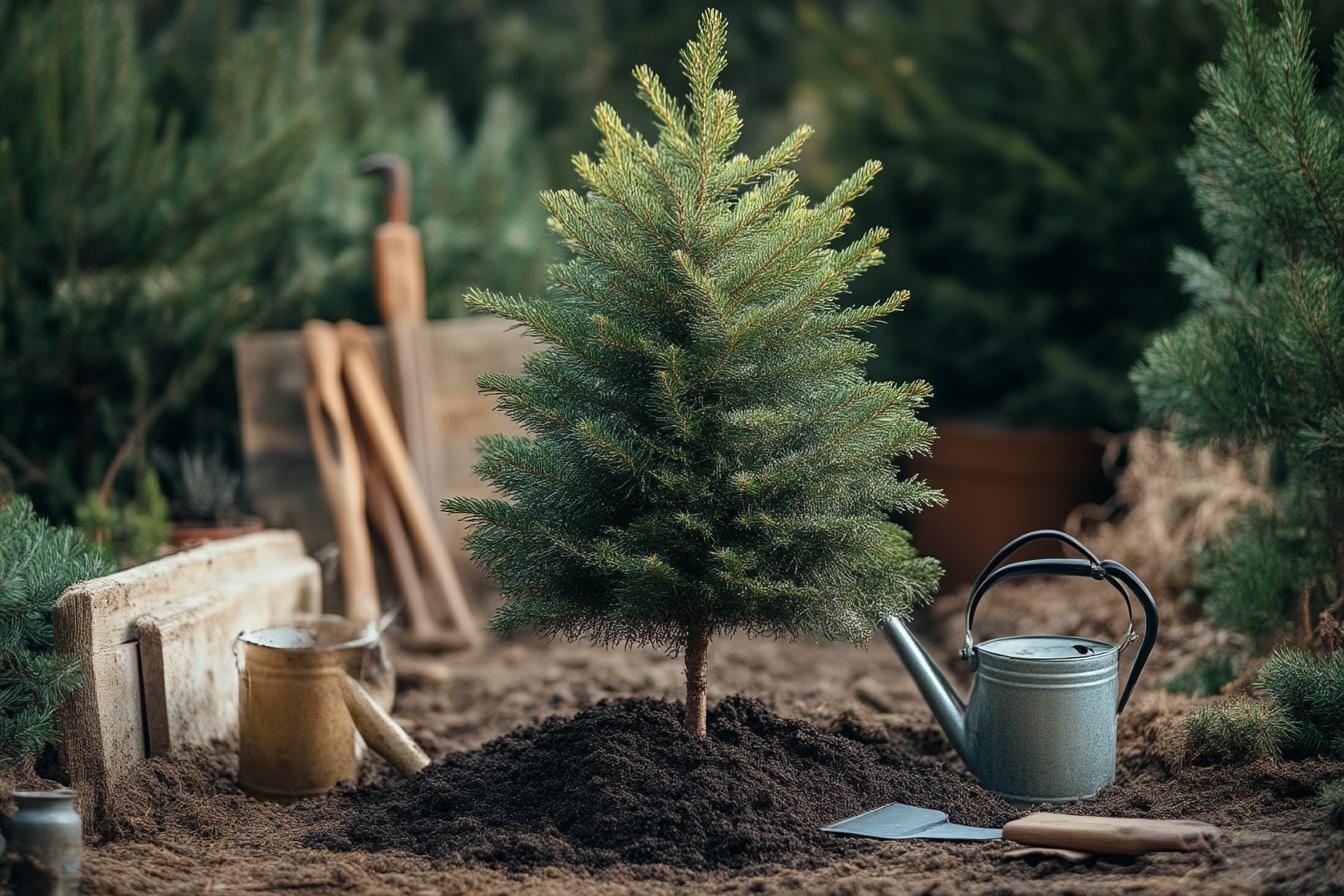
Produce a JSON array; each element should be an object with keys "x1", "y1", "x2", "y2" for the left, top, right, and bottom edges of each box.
[
  {"x1": 8, "y1": 790, "x2": 82, "y2": 896},
  {"x1": 236, "y1": 614, "x2": 422, "y2": 800}
]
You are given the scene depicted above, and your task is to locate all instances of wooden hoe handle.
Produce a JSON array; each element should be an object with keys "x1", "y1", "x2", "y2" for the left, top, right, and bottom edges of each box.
[
  {"x1": 362, "y1": 451, "x2": 469, "y2": 650},
  {"x1": 1003, "y1": 813, "x2": 1220, "y2": 856},
  {"x1": 360, "y1": 153, "x2": 437, "y2": 512}
]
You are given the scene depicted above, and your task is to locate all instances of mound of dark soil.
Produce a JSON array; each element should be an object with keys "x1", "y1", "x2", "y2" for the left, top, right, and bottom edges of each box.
[{"x1": 309, "y1": 696, "x2": 1017, "y2": 871}]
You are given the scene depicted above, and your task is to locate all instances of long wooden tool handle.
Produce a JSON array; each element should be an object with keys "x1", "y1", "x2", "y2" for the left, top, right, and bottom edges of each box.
[
  {"x1": 373, "y1": 223, "x2": 425, "y2": 323},
  {"x1": 362, "y1": 453, "x2": 440, "y2": 641},
  {"x1": 372, "y1": 222, "x2": 439, "y2": 538},
  {"x1": 302, "y1": 321, "x2": 380, "y2": 628},
  {"x1": 385, "y1": 320, "x2": 435, "y2": 500},
  {"x1": 338, "y1": 321, "x2": 482, "y2": 646},
  {"x1": 1002, "y1": 813, "x2": 1220, "y2": 856}
]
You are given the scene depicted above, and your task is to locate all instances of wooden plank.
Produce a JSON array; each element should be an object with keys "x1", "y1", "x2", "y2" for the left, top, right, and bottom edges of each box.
[
  {"x1": 236, "y1": 317, "x2": 528, "y2": 596},
  {"x1": 137, "y1": 555, "x2": 320, "y2": 756},
  {"x1": 53, "y1": 531, "x2": 318, "y2": 826}
]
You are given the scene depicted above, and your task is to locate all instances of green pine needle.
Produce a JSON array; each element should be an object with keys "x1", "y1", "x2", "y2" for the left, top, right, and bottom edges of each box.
[
  {"x1": 1256, "y1": 648, "x2": 1344, "y2": 758},
  {"x1": 1183, "y1": 697, "x2": 1293, "y2": 765}
]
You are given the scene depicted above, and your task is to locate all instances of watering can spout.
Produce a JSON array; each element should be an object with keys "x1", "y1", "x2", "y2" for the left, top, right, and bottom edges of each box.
[{"x1": 880, "y1": 616, "x2": 969, "y2": 763}]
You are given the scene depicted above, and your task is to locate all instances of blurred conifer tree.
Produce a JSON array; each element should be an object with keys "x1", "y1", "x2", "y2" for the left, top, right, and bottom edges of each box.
[
  {"x1": 801, "y1": 0, "x2": 1266, "y2": 429},
  {"x1": 0, "y1": 0, "x2": 551, "y2": 522},
  {"x1": 1133, "y1": 0, "x2": 1344, "y2": 642}
]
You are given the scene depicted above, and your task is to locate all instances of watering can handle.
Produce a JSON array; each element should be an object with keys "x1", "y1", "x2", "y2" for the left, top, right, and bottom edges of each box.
[{"x1": 961, "y1": 530, "x2": 1159, "y2": 715}]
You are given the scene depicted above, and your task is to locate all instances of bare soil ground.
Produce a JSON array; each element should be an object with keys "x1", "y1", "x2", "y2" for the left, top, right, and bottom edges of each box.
[{"x1": 22, "y1": 580, "x2": 1344, "y2": 894}]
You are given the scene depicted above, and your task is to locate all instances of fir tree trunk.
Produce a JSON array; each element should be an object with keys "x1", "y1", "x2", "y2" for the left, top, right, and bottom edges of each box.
[{"x1": 683, "y1": 619, "x2": 711, "y2": 737}]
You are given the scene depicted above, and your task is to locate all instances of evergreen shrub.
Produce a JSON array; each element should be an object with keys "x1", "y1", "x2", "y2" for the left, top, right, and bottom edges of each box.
[{"x1": 0, "y1": 496, "x2": 111, "y2": 765}]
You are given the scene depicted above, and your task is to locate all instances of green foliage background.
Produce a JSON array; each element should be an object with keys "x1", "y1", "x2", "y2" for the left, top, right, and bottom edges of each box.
[
  {"x1": 10, "y1": 0, "x2": 1343, "y2": 530},
  {"x1": 0, "y1": 0, "x2": 552, "y2": 524}
]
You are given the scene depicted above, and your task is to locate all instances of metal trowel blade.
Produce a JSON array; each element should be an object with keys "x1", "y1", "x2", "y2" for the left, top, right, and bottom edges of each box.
[{"x1": 822, "y1": 801, "x2": 1003, "y2": 841}]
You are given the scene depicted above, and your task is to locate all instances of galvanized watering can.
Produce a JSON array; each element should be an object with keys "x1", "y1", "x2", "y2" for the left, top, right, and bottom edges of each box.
[{"x1": 882, "y1": 529, "x2": 1158, "y2": 805}]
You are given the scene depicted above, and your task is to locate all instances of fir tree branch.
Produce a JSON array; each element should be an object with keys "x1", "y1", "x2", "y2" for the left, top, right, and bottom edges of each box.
[{"x1": 1276, "y1": 9, "x2": 1344, "y2": 262}]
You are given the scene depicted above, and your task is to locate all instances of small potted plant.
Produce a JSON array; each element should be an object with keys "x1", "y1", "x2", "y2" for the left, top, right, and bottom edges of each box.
[{"x1": 157, "y1": 447, "x2": 264, "y2": 546}]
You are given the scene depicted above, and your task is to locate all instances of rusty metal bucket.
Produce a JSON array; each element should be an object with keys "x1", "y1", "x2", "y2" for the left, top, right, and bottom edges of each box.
[{"x1": 236, "y1": 614, "x2": 426, "y2": 800}]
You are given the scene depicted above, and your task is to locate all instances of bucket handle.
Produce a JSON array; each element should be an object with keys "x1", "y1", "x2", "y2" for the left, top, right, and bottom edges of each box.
[{"x1": 960, "y1": 529, "x2": 1159, "y2": 715}]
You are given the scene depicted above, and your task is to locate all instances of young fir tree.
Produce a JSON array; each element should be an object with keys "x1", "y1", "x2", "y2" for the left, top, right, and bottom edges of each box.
[
  {"x1": 0, "y1": 496, "x2": 111, "y2": 764},
  {"x1": 1132, "y1": 0, "x2": 1344, "y2": 641},
  {"x1": 446, "y1": 10, "x2": 942, "y2": 736}
]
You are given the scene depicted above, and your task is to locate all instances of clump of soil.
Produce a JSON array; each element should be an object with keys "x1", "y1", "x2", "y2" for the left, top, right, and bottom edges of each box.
[{"x1": 310, "y1": 696, "x2": 1017, "y2": 871}]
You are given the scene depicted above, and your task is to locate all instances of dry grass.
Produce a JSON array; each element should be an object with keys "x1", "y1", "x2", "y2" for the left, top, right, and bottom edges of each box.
[{"x1": 1068, "y1": 429, "x2": 1271, "y2": 595}]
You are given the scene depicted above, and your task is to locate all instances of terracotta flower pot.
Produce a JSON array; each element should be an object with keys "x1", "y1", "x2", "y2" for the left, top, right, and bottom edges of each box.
[
  {"x1": 906, "y1": 422, "x2": 1108, "y2": 589},
  {"x1": 170, "y1": 516, "x2": 266, "y2": 548}
]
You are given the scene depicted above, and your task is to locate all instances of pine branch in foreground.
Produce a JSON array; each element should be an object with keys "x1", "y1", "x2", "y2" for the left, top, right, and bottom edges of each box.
[{"x1": 0, "y1": 496, "x2": 112, "y2": 764}]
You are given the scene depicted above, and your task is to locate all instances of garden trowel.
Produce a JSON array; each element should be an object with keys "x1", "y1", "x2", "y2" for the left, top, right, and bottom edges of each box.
[{"x1": 824, "y1": 802, "x2": 1220, "y2": 856}]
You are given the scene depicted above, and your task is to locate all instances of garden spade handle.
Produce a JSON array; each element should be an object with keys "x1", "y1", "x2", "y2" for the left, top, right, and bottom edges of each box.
[
  {"x1": 356, "y1": 154, "x2": 423, "y2": 318},
  {"x1": 1004, "y1": 813, "x2": 1219, "y2": 856},
  {"x1": 357, "y1": 154, "x2": 438, "y2": 527}
]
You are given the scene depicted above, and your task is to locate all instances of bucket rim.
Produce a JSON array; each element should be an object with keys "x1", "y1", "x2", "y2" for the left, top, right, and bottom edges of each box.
[{"x1": 237, "y1": 613, "x2": 379, "y2": 653}]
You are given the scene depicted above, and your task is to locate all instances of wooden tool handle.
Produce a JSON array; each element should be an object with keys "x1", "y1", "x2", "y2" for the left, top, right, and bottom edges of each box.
[
  {"x1": 338, "y1": 672, "x2": 430, "y2": 777},
  {"x1": 363, "y1": 455, "x2": 430, "y2": 627},
  {"x1": 1002, "y1": 813, "x2": 1220, "y2": 856},
  {"x1": 372, "y1": 223, "x2": 425, "y2": 323},
  {"x1": 337, "y1": 321, "x2": 482, "y2": 647},
  {"x1": 371, "y1": 221, "x2": 437, "y2": 524},
  {"x1": 363, "y1": 452, "x2": 466, "y2": 650},
  {"x1": 301, "y1": 321, "x2": 380, "y2": 628}
]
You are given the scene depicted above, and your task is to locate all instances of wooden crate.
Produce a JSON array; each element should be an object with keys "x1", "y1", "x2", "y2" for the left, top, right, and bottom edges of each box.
[
  {"x1": 54, "y1": 531, "x2": 320, "y2": 825},
  {"x1": 234, "y1": 316, "x2": 528, "y2": 595}
]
